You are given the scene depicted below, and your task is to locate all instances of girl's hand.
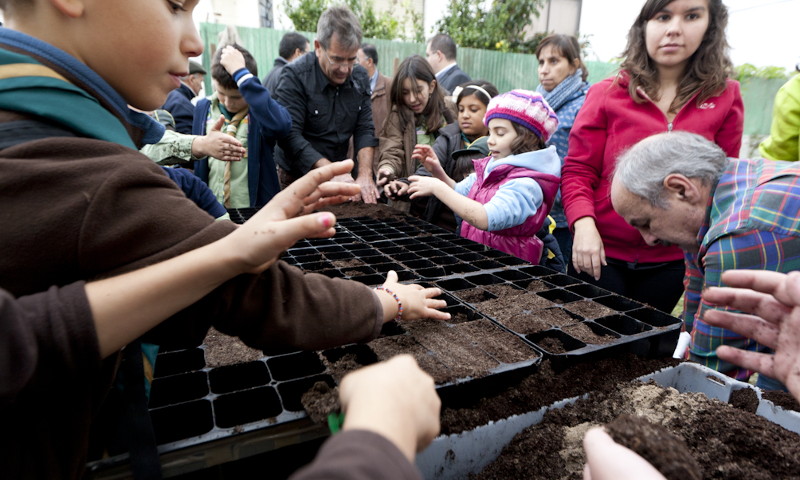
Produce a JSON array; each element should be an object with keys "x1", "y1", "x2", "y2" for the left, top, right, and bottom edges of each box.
[
  {"x1": 572, "y1": 217, "x2": 607, "y2": 281},
  {"x1": 383, "y1": 180, "x2": 410, "y2": 199},
  {"x1": 412, "y1": 145, "x2": 445, "y2": 177},
  {"x1": 376, "y1": 168, "x2": 396, "y2": 188},
  {"x1": 376, "y1": 271, "x2": 450, "y2": 323},
  {"x1": 407, "y1": 175, "x2": 443, "y2": 199}
]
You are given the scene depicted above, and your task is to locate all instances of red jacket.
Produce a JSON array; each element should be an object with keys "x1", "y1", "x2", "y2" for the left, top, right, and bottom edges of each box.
[{"x1": 561, "y1": 73, "x2": 744, "y2": 263}]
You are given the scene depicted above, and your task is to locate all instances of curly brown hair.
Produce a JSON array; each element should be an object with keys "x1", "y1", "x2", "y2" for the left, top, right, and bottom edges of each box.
[{"x1": 620, "y1": 0, "x2": 732, "y2": 113}]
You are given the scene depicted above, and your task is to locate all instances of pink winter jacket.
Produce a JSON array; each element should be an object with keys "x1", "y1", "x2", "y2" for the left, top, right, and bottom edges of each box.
[
  {"x1": 561, "y1": 72, "x2": 744, "y2": 264},
  {"x1": 461, "y1": 155, "x2": 561, "y2": 264}
]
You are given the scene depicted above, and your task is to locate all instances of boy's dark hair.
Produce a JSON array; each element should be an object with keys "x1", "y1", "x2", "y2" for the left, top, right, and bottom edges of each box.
[
  {"x1": 361, "y1": 43, "x2": 379, "y2": 66},
  {"x1": 510, "y1": 123, "x2": 545, "y2": 155},
  {"x1": 278, "y1": 32, "x2": 309, "y2": 60},
  {"x1": 428, "y1": 33, "x2": 457, "y2": 61},
  {"x1": 212, "y1": 44, "x2": 258, "y2": 90},
  {"x1": 535, "y1": 34, "x2": 589, "y2": 83}
]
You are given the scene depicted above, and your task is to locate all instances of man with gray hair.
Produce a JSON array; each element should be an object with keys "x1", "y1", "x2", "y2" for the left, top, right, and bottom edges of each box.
[
  {"x1": 610, "y1": 131, "x2": 800, "y2": 390},
  {"x1": 274, "y1": 5, "x2": 379, "y2": 203}
]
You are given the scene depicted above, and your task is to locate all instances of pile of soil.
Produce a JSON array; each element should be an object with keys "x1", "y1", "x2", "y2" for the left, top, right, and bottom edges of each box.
[
  {"x1": 564, "y1": 299, "x2": 616, "y2": 320},
  {"x1": 439, "y1": 355, "x2": 679, "y2": 435},
  {"x1": 473, "y1": 379, "x2": 800, "y2": 479},
  {"x1": 202, "y1": 327, "x2": 263, "y2": 368}
]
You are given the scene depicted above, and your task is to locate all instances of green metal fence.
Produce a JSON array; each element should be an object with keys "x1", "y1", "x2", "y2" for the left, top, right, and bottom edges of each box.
[{"x1": 199, "y1": 22, "x2": 786, "y2": 136}]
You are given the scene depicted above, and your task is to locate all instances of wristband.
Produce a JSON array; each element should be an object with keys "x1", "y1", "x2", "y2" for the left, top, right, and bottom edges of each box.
[{"x1": 374, "y1": 286, "x2": 404, "y2": 321}]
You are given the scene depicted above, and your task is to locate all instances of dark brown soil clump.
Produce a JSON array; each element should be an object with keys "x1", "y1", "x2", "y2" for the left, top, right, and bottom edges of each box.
[
  {"x1": 477, "y1": 293, "x2": 555, "y2": 320},
  {"x1": 536, "y1": 336, "x2": 568, "y2": 353},
  {"x1": 729, "y1": 387, "x2": 760, "y2": 413},
  {"x1": 563, "y1": 322, "x2": 617, "y2": 345},
  {"x1": 606, "y1": 414, "x2": 702, "y2": 480},
  {"x1": 762, "y1": 390, "x2": 800, "y2": 411},
  {"x1": 300, "y1": 381, "x2": 339, "y2": 424}
]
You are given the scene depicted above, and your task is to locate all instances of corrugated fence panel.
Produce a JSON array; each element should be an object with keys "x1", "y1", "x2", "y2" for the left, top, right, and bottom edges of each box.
[{"x1": 200, "y1": 23, "x2": 784, "y2": 136}]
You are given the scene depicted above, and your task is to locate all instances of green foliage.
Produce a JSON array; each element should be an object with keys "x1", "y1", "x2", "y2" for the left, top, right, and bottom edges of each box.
[
  {"x1": 434, "y1": 0, "x2": 545, "y2": 53},
  {"x1": 282, "y1": 0, "x2": 326, "y2": 33},
  {"x1": 735, "y1": 63, "x2": 790, "y2": 81},
  {"x1": 282, "y1": 0, "x2": 422, "y2": 42}
]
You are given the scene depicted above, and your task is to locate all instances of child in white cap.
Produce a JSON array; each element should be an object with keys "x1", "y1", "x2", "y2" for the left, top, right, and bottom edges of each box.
[{"x1": 408, "y1": 89, "x2": 561, "y2": 263}]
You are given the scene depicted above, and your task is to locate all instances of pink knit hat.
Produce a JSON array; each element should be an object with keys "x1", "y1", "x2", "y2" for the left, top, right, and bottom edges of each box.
[{"x1": 483, "y1": 89, "x2": 559, "y2": 143}]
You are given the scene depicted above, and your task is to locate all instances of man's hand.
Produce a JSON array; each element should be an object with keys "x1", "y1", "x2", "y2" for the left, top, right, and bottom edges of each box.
[
  {"x1": 703, "y1": 270, "x2": 800, "y2": 399},
  {"x1": 224, "y1": 160, "x2": 360, "y2": 273},
  {"x1": 339, "y1": 355, "x2": 440, "y2": 462},
  {"x1": 192, "y1": 116, "x2": 247, "y2": 161},
  {"x1": 376, "y1": 168, "x2": 396, "y2": 188},
  {"x1": 355, "y1": 172, "x2": 379, "y2": 204},
  {"x1": 407, "y1": 175, "x2": 444, "y2": 199},
  {"x1": 219, "y1": 45, "x2": 247, "y2": 74}
]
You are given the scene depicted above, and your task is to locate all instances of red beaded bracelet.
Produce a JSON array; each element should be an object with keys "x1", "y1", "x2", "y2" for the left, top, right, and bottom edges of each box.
[{"x1": 374, "y1": 286, "x2": 404, "y2": 321}]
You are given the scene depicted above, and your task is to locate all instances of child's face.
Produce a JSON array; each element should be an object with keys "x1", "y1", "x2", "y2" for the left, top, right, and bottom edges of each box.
[
  {"x1": 401, "y1": 77, "x2": 434, "y2": 114},
  {"x1": 457, "y1": 94, "x2": 489, "y2": 138},
  {"x1": 487, "y1": 118, "x2": 518, "y2": 159},
  {"x1": 215, "y1": 82, "x2": 248, "y2": 114},
  {"x1": 79, "y1": 0, "x2": 203, "y2": 111}
]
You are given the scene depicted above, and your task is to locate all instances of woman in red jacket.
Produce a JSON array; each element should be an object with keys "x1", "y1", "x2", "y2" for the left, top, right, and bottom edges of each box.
[{"x1": 561, "y1": 0, "x2": 743, "y2": 312}]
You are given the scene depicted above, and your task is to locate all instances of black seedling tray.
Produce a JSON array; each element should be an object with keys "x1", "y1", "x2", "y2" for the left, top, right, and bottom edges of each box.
[{"x1": 86, "y1": 214, "x2": 681, "y2": 478}]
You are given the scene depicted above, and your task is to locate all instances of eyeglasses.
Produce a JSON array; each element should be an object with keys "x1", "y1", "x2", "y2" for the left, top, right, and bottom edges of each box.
[{"x1": 321, "y1": 49, "x2": 358, "y2": 70}]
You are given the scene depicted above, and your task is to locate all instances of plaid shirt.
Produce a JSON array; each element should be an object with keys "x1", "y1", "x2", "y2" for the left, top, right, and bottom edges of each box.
[{"x1": 684, "y1": 158, "x2": 800, "y2": 379}]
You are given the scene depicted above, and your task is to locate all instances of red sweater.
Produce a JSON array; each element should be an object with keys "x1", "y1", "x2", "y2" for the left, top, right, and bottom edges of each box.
[{"x1": 561, "y1": 73, "x2": 744, "y2": 263}]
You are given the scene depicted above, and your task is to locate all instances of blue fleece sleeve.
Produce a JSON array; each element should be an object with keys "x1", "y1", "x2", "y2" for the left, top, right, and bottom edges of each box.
[
  {"x1": 454, "y1": 173, "x2": 477, "y2": 196},
  {"x1": 484, "y1": 178, "x2": 543, "y2": 231}
]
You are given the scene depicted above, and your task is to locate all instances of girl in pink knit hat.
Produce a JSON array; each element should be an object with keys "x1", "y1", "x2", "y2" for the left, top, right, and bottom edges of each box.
[{"x1": 408, "y1": 89, "x2": 561, "y2": 264}]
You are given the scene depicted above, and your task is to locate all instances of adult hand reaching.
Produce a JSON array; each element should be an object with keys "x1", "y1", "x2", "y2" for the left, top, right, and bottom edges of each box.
[
  {"x1": 702, "y1": 269, "x2": 800, "y2": 399},
  {"x1": 582, "y1": 427, "x2": 666, "y2": 480}
]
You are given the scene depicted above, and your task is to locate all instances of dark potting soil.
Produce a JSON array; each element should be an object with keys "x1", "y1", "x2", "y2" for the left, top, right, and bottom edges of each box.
[
  {"x1": 439, "y1": 355, "x2": 680, "y2": 435},
  {"x1": 729, "y1": 387, "x2": 760, "y2": 414},
  {"x1": 762, "y1": 390, "x2": 800, "y2": 412},
  {"x1": 320, "y1": 201, "x2": 406, "y2": 220},
  {"x1": 300, "y1": 381, "x2": 339, "y2": 424},
  {"x1": 563, "y1": 299, "x2": 616, "y2": 320},
  {"x1": 330, "y1": 258, "x2": 364, "y2": 269},
  {"x1": 562, "y1": 322, "x2": 616, "y2": 345},
  {"x1": 536, "y1": 336, "x2": 568, "y2": 354},
  {"x1": 202, "y1": 327, "x2": 263, "y2": 368},
  {"x1": 605, "y1": 414, "x2": 702, "y2": 480},
  {"x1": 476, "y1": 293, "x2": 555, "y2": 320},
  {"x1": 473, "y1": 379, "x2": 800, "y2": 480}
]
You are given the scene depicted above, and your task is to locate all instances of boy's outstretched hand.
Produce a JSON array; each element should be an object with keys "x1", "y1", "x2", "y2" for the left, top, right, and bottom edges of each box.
[
  {"x1": 224, "y1": 160, "x2": 360, "y2": 273},
  {"x1": 192, "y1": 115, "x2": 247, "y2": 161},
  {"x1": 219, "y1": 45, "x2": 246, "y2": 74},
  {"x1": 703, "y1": 269, "x2": 800, "y2": 399}
]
